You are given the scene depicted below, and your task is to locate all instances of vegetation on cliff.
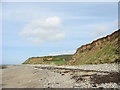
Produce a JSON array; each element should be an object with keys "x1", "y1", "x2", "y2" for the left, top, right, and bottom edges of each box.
[
  {"x1": 23, "y1": 54, "x2": 72, "y2": 65},
  {"x1": 68, "y1": 29, "x2": 120, "y2": 65},
  {"x1": 23, "y1": 29, "x2": 120, "y2": 65}
]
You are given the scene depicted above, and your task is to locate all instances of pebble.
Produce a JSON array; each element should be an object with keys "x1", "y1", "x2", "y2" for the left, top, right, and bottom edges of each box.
[{"x1": 32, "y1": 64, "x2": 119, "y2": 88}]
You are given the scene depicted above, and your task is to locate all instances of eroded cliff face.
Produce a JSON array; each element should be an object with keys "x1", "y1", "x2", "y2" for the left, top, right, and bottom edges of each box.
[
  {"x1": 69, "y1": 29, "x2": 120, "y2": 65},
  {"x1": 24, "y1": 30, "x2": 120, "y2": 65},
  {"x1": 23, "y1": 57, "x2": 44, "y2": 64}
]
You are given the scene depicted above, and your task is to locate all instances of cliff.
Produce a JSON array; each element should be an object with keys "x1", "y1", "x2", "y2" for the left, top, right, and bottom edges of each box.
[
  {"x1": 68, "y1": 29, "x2": 120, "y2": 65},
  {"x1": 23, "y1": 30, "x2": 120, "y2": 65},
  {"x1": 23, "y1": 55, "x2": 72, "y2": 65}
]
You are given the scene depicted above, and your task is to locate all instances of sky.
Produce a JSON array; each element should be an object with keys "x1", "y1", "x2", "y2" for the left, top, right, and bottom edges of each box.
[{"x1": 1, "y1": 2, "x2": 118, "y2": 64}]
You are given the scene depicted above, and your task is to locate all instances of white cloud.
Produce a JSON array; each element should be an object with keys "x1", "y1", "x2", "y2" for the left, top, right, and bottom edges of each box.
[
  {"x1": 92, "y1": 20, "x2": 118, "y2": 39},
  {"x1": 49, "y1": 50, "x2": 75, "y2": 56},
  {"x1": 20, "y1": 16, "x2": 65, "y2": 44},
  {"x1": 92, "y1": 25, "x2": 109, "y2": 37},
  {"x1": 65, "y1": 16, "x2": 98, "y2": 20},
  {"x1": 3, "y1": 9, "x2": 45, "y2": 22}
]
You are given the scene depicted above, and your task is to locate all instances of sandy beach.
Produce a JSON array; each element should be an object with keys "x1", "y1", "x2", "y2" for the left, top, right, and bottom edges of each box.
[{"x1": 1, "y1": 64, "x2": 120, "y2": 88}]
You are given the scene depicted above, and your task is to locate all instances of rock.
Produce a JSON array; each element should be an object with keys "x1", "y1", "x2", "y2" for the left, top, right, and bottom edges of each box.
[
  {"x1": 61, "y1": 73, "x2": 65, "y2": 76},
  {"x1": 92, "y1": 84, "x2": 97, "y2": 87},
  {"x1": 99, "y1": 87, "x2": 104, "y2": 89},
  {"x1": 48, "y1": 83, "x2": 51, "y2": 85}
]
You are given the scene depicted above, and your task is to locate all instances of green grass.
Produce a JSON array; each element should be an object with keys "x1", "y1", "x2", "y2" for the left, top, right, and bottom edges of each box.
[
  {"x1": 72, "y1": 41, "x2": 118, "y2": 65},
  {"x1": 23, "y1": 54, "x2": 72, "y2": 65},
  {"x1": 43, "y1": 55, "x2": 72, "y2": 61},
  {"x1": 44, "y1": 60, "x2": 66, "y2": 65}
]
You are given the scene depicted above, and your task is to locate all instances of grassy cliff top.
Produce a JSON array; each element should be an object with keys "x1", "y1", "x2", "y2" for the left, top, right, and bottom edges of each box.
[{"x1": 23, "y1": 54, "x2": 73, "y2": 65}]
